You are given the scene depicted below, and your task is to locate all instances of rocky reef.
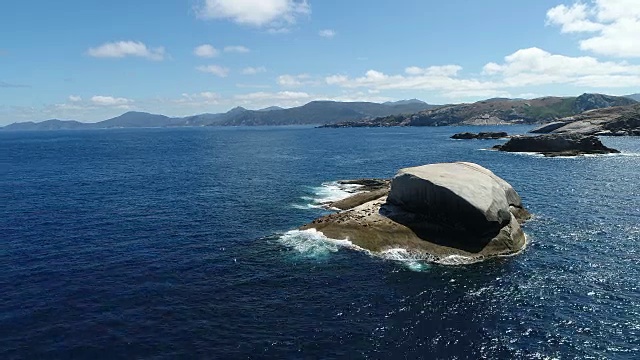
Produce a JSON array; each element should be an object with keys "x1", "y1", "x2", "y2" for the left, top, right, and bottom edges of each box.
[
  {"x1": 301, "y1": 162, "x2": 531, "y2": 263},
  {"x1": 493, "y1": 134, "x2": 620, "y2": 157},
  {"x1": 451, "y1": 132, "x2": 509, "y2": 140}
]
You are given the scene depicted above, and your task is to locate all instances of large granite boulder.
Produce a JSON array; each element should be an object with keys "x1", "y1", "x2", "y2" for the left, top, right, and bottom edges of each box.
[
  {"x1": 387, "y1": 163, "x2": 517, "y2": 235},
  {"x1": 301, "y1": 162, "x2": 530, "y2": 262},
  {"x1": 493, "y1": 134, "x2": 620, "y2": 157}
]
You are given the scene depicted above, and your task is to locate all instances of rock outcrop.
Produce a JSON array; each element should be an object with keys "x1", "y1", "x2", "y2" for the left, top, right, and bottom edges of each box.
[
  {"x1": 451, "y1": 132, "x2": 509, "y2": 140},
  {"x1": 302, "y1": 162, "x2": 530, "y2": 262},
  {"x1": 530, "y1": 104, "x2": 640, "y2": 136},
  {"x1": 493, "y1": 134, "x2": 620, "y2": 157},
  {"x1": 326, "y1": 179, "x2": 390, "y2": 210}
]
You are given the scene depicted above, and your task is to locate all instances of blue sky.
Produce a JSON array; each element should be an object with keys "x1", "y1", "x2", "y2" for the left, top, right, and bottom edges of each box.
[{"x1": 1, "y1": 0, "x2": 639, "y2": 124}]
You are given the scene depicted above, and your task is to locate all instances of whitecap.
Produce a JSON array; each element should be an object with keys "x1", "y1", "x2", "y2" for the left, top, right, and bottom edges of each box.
[
  {"x1": 277, "y1": 229, "x2": 358, "y2": 258},
  {"x1": 277, "y1": 230, "x2": 475, "y2": 270},
  {"x1": 311, "y1": 181, "x2": 364, "y2": 203},
  {"x1": 378, "y1": 248, "x2": 434, "y2": 271},
  {"x1": 437, "y1": 254, "x2": 480, "y2": 265},
  {"x1": 293, "y1": 181, "x2": 365, "y2": 209},
  {"x1": 290, "y1": 203, "x2": 323, "y2": 210},
  {"x1": 277, "y1": 230, "x2": 528, "y2": 270}
]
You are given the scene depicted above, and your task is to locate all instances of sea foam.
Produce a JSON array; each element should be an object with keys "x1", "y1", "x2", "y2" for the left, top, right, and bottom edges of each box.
[
  {"x1": 292, "y1": 181, "x2": 364, "y2": 209},
  {"x1": 277, "y1": 229, "x2": 358, "y2": 258},
  {"x1": 277, "y1": 229, "x2": 490, "y2": 270}
]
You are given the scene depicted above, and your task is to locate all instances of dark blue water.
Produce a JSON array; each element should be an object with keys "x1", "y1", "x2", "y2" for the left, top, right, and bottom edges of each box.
[{"x1": 1, "y1": 126, "x2": 639, "y2": 359}]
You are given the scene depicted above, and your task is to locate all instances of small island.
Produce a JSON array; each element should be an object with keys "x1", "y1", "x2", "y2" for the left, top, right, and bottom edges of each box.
[
  {"x1": 451, "y1": 131, "x2": 509, "y2": 140},
  {"x1": 492, "y1": 134, "x2": 620, "y2": 157},
  {"x1": 301, "y1": 162, "x2": 531, "y2": 264}
]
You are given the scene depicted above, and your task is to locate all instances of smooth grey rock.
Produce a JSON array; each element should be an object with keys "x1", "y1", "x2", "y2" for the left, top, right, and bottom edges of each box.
[
  {"x1": 530, "y1": 121, "x2": 569, "y2": 134},
  {"x1": 387, "y1": 162, "x2": 516, "y2": 234}
]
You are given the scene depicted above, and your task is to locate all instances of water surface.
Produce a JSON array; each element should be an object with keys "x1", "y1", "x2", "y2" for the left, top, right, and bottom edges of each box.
[{"x1": 1, "y1": 126, "x2": 638, "y2": 358}]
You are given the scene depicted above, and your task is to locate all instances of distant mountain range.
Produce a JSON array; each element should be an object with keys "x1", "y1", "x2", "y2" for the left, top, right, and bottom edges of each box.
[
  {"x1": 3, "y1": 94, "x2": 639, "y2": 131},
  {"x1": 625, "y1": 93, "x2": 640, "y2": 102},
  {"x1": 1, "y1": 100, "x2": 436, "y2": 131},
  {"x1": 321, "y1": 94, "x2": 637, "y2": 128}
]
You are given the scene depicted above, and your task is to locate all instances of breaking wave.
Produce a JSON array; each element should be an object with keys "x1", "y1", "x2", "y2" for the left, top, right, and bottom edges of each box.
[
  {"x1": 277, "y1": 229, "x2": 358, "y2": 258},
  {"x1": 277, "y1": 229, "x2": 490, "y2": 270},
  {"x1": 292, "y1": 181, "x2": 364, "y2": 209}
]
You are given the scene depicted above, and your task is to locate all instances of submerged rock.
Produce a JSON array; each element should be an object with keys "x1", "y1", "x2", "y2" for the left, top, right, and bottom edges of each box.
[
  {"x1": 451, "y1": 131, "x2": 509, "y2": 140},
  {"x1": 493, "y1": 134, "x2": 620, "y2": 157},
  {"x1": 301, "y1": 162, "x2": 530, "y2": 263}
]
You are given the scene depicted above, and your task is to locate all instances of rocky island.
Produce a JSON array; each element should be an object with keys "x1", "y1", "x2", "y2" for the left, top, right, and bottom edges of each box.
[
  {"x1": 451, "y1": 132, "x2": 509, "y2": 140},
  {"x1": 493, "y1": 134, "x2": 620, "y2": 157},
  {"x1": 302, "y1": 162, "x2": 531, "y2": 263}
]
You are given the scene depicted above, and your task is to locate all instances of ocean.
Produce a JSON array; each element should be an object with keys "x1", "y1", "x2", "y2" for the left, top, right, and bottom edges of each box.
[{"x1": 1, "y1": 126, "x2": 639, "y2": 359}]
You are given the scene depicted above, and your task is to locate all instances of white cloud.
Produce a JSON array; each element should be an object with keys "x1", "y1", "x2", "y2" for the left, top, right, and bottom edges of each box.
[
  {"x1": 235, "y1": 91, "x2": 310, "y2": 101},
  {"x1": 277, "y1": 73, "x2": 312, "y2": 87},
  {"x1": 91, "y1": 96, "x2": 134, "y2": 106},
  {"x1": 54, "y1": 103, "x2": 85, "y2": 111},
  {"x1": 232, "y1": 91, "x2": 311, "y2": 108},
  {"x1": 194, "y1": 44, "x2": 219, "y2": 58},
  {"x1": 547, "y1": 0, "x2": 640, "y2": 57},
  {"x1": 325, "y1": 68, "x2": 498, "y2": 98},
  {"x1": 266, "y1": 27, "x2": 291, "y2": 34},
  {"x1": 87, "y1": 41, "x2": 166, "y2": 60},
  {"x1": 325, "y1": 47, "x2": 640, "y2": 99},
  {"x1": 196, "y1": 65, "x2": 231, "y2": 77},
  {"x1": 68, "y1": 95, "x2": 82, "y2": 102},
  {"x1": 484, "y1": 47, "x2": 640, "y2": 87},
  {"x1": 224, "y1": 45, "x2": 251, "y2": 53},
  {"x1": 319, "y1": 29, "x2": 337, "y2": 38},
  {"x1": 196, "y1": 0, "x2": 310, "y2": 27},
  {"x1": 176, "y1": 92, "x2": 221, "y2": 106},
  {"x1": 236, "y1": 83, "x2": 272, "y2": 89},
  {"x1": 405, "y1": 65, "x2": 462, "y2": 77},
  {"x1": 242, "y1": 66, "x2": 267, "y2": 75}
]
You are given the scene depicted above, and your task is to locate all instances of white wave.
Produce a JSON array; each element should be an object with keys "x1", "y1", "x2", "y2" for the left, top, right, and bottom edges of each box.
[
  {"x1": 311, "y1": 182, "x2": 364, "y2": 203},
  {"x1": 505, "y1": 151, "x2": 635, "y2": 159},
  {"x1": 290, "y1": 203, "x2": 323, "y2": 210},
  {"x1": 293, "y1": 181, "x2": 365, "y2": 210},
  {"x1": 278, "y1": 230, "x2": 529, "y2": 269},
  {"x1": 502, "y1": 151, "x2": 545, "y2": 157},
  {"x1": 378, "y1": 248, "x2": 434, "y2": 271},
  {"x1": 379, "y1": 248, "x2": 482, "y2": 266},
  {"x1": 437, "y1": 254, "x2": 480, "y2": 265},
  {"x1": 278, "y1": 230, "x2": 481, "y2": 270},
  {"x1": 277, "y1": 229, "x2": 358, "y2": 258}
]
